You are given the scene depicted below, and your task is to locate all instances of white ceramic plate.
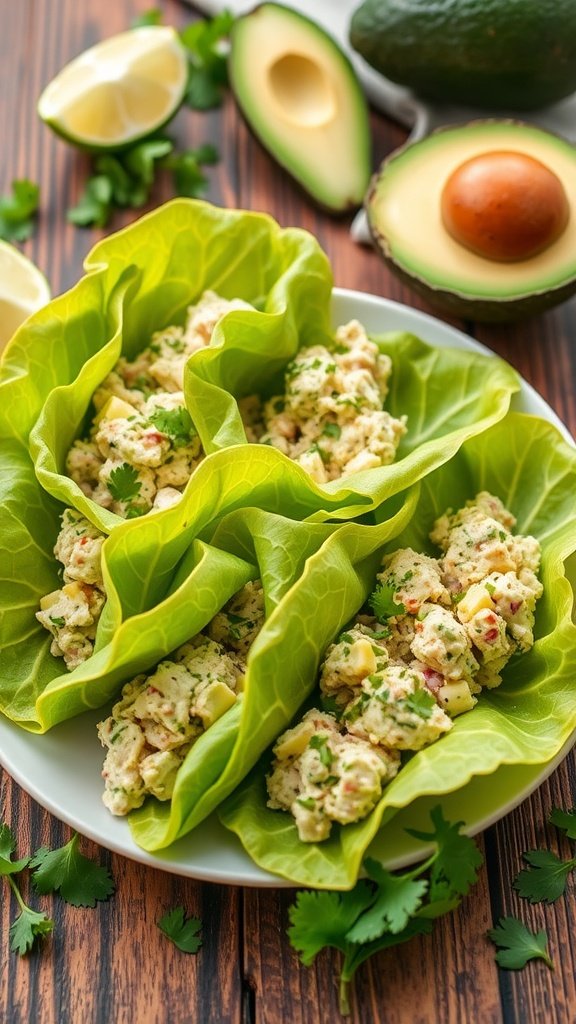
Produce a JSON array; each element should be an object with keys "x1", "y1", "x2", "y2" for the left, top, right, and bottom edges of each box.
[{"x1": 0, "y1": 289, "x2": 573, "y2": 886}]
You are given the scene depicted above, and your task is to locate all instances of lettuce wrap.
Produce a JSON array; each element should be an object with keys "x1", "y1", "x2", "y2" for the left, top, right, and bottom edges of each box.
[
  {"x1": 218, "y1": 413, "x2": 576, "y2": 888},
  {"x1": 126, "y1": 488, "x2": 419, "y2": 851},
  {"x1": 182, "y1": 317, "x2": 521, "y2": 518}
]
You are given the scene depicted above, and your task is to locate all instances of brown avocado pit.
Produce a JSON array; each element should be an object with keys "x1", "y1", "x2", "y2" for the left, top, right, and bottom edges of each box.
[
  {"x1": 441, "y1": 151, "x2": 570, "y2": 263},
  {"x1": 365, "y1": 122, "x2": 576, "y2": 322}
]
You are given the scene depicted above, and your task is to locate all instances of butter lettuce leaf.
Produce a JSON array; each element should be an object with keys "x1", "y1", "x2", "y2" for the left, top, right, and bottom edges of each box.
[
  {"x1": 183, "y1": 323, "x2": 520, "y2": 517},
  {"x1": 219, "y1": 413, "x2": 576, "y2": 888},
  {"x1": 128, "y1": 489, "x2": 419, "y2": 850},
  {"x1": 20, "y1": 199, "x2": 333, "y2": 531}
]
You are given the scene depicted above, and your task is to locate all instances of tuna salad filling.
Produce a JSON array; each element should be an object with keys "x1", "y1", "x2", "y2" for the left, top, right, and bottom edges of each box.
[
  {"x1": 267, "y1": 492, "x2": 543, "y2": 842},
  {"x1": 240, "y1": 319, "x2": 407, "y2": 484},
  {"x1": 98, "y1": 581, "x2": 264, "y2": 816},
  {"x1": 36, "y1": 508, "x2": 106, "y2": 671},
  {"x1": 67, "y1": 290, "x2": 254, "y2": 518}
]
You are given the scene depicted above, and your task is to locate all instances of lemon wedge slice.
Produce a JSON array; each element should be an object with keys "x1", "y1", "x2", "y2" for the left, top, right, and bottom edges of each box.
[
  {"x1": 0, "y1": 241, "x2": 50, "y2": 354},
  {"x1": 38, "y1": 27, "x2": 188, "y2": 150}
]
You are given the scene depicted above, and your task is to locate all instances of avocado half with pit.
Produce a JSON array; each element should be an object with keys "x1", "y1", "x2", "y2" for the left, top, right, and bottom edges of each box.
[
  {"x1": 366, "y1": 122, "x2": 576, "y2": 322},
  {"x1": 229, "y1": 3, "x2": 371, "y2": 213}
]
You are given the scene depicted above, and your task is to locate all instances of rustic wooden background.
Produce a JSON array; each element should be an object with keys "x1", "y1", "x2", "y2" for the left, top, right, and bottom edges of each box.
[{"x1": 1, "y1": 1, "x2": 575, "y2": 1022}]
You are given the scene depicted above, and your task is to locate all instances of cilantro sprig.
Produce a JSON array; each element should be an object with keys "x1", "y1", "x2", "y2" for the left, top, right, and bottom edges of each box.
[
  {"x1": 180, "y1": 12, "x2": 234, "y2": 110},
  {"x1": 1, "y1": 823, "x2": 114, "y2": 956},
  {"x1": 288, "y1": 806, "x2": 482, "y2": 1015},
  {"x1": 148, "y1": 406, "x2": 196, "y2": 447},
  {"x1": 157, "y1": 907, "x2": 202, "y2": 953},
  {"x1": 368, "y1": 582, "x2": 405, "y2": 622},
  {"x1": 512, "y1": 804, "x2": 576, "y2": 904},
  {"x1": 0, "y1": 179, "x2": 40, "y2": 242},
  {"x1": 30, "y1": 832, "x2": 114, "y2": 907},
  {"x1": 68, "y1": 138, "x2": 218, "y2": 229},
  {"x1": 1, "y1": 824, "x2": 53, "y2": 955},
  {"x1": 487, "y1": 917, "x2": 554, "y2": 970}
]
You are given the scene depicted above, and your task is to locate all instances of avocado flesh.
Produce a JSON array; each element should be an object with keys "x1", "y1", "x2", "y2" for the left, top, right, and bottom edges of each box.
[
  {"x1": 229, "y1": 3, "x2": 371, "y2": 212},
  {"x1": 366, "y1": 123, "x2": 576, "y2": 322},
  {"x1": 350, "y1": 0, "x2": 576, "y2": 111}
]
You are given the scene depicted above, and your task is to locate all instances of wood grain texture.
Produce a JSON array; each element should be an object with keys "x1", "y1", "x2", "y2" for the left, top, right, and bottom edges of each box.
[{"x1": 1, "y1": 2, "x2": 575, "y2": 1023}]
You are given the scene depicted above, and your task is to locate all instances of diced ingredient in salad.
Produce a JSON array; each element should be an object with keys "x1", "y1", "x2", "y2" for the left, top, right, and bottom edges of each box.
[
  {"x1": 67, "y1": 291, "x2": 254, "y2": 518},
  {"x1": 98, "y1": 581, "x2": 265, "y2": 815},
  {"x1": 267, "y1": 492, "x2": 543, "y2": 841},
  {"x1": 36, "y1": 508, "x2": 106, "y2": 671},
  {"x1": 240, "y1": 319, "x2": 407, "y2": 484}
]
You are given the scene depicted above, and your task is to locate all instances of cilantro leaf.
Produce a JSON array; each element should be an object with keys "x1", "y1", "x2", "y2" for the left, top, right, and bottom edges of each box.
[
  {"x1": 107, "y1": 463, "x2": 142, "y2": 503},
  {"x1": 401, "y1": 687, "x2": 436, "y2": 720},
  {"x1": 513, "y1": 849, "x2": 576, "y2": 904},
  {"x1": 487, "y1": 916, "x2": 554, "y2": 970},
  {"x1": 30, "y1": 832, "x2": 114, "y2": 907},
  {"x1": 9, "y1": 904, "x2": 54, "y2": 956},
  {"x1": 132, "y1": 7, "x2": 163, "y2": 27},
  {"x1": 346, "y1": 859, "x2": 428, "y2": 941},
  {"x1": 124, "y1": 138, "x2": 173, "y2": 190},
  {"x1": 148, "y1": 406, "x2": 196, "y2": 447},
  {"x1": 68, "y1": 175, "x2": 112, "y2": 228},
  {"x1": 549, "y1": 806, "x2": 576, "y2": 840},
  {"x1": 157, "y1": 907, "x2": 202, "y2": 953},
  {"x1": 288, "y1": 884, "x2": 374, "y2": 965},
  {"x1": 309, "y1": 733, "x2": 335, "y2": 769},
  {"x1": 0, "y1": 824, "x2": 30, "y2": 876},
  {"x1": 322, "y1": 422, "x2": 341, "y2": 439},
  {"x1": 0, "y1": 179, "x2": 40, "y2": 242},
  {"x1": 369, "y1": 582, "x2": 406, "y2": 622},
  {"x1": 406, "y1": 805, "x2": 483, "y2": 899},
  {"x1": 180, "y1": 12, "x2": 234, "y2": 110},
  {"x1": 164, "y1": 145, "x2": 219, "y2": 199}
]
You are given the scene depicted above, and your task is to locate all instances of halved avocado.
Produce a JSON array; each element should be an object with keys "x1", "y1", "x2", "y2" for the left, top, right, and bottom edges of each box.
[
  {"x1": 366, "y1": 122, "x2": 576, "y2": 322},
  {"x1": 229, "y1": 3, "x2": 371, "y2": 213}
]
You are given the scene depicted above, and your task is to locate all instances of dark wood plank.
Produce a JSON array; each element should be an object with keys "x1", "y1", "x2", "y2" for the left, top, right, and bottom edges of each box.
[{"x1": 1, "y1": 2, "x2": 575, "y2": 1023}]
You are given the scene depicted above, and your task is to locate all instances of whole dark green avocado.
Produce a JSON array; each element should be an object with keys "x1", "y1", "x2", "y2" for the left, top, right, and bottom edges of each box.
[{"x1": 350, "y1": 0, "x2": 576, "y2": 110}]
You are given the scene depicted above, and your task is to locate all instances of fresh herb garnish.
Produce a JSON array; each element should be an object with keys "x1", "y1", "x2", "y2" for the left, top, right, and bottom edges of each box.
[
  {"x1": 0, "y1": 179, "x2": 41, "y2": 242},
  {"x1": 157, "y1": 907, "x2": 202, "y2": 953},
  {"x1": 549, "y1": 806, "x2": 576, "y2": 840},
  {"x1": 309, "y1": 734, "x2": 335, "y2": 769},
  {"x1": 180, "y1": 12, "x2": 235, "y2": 110},
  {"x1": 322, "y1": 422, "x2": 341, "y2": 440},
  {"x1": 68, "y1": 139, "x2": 218, "y2": 228},
  {"x1": 30, "y1": 832, "x2": 114, "y2": 907},
  {"x1": 288, "y1": 806, "x2": 482, "y2": 1015},
  {"x1": 49, "y1": 615, "x2": 66, "y2": 628},
  {"x1": 487, "y1": 917, "x2": 553, "y2": 970},
  {"x1": 512, "y1": 804, "x2": 576, "y2": 903},
  {"x1": 401, "y1": 688, "x2": 436, "y2": 720},
  {"x1": 369, "y1": 582, "x2": 406, "y2": 622},
  {"x1": 0, "y1": 824, "x2": 54, "y2": 956},
  {"x1": 107, "y1": 463, "x2": 142, "y2": 504},
  {"x1": 132, "y1": 7, "x2": 163, "y2": 27},
  {"x1": 148, "y1": 406, "x2": 196, "y2": 447}
]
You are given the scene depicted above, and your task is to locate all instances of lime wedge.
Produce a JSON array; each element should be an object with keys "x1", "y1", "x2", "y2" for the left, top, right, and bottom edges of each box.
[
  {"x1": 0, "y1": 241, "x2": 50, "y2": 353},
  {"x1": 38, "y1": 27, "x2": 188, "y2": 150}
]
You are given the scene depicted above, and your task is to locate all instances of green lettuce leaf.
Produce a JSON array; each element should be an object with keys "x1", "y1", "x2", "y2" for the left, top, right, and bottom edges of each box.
[
  {"x1": 183, "y1": 323, "x2": 520, "y2": 516},
  {"x1": 128, "y1": 489, "x2": 419, "y2": 850},
  {"x1": 0, "y1": 440, "x2": 265, "y2": 730},
  {"x1": 17, "y1": 199, "x2": 332, "y2": 530},
  {"x1": 218, "y1": 413, "x2": 576, "y2": 888}
]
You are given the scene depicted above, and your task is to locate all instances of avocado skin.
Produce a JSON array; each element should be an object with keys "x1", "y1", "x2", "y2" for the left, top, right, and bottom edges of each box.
[{"x1": 350, "y1": 0, "x2": 576, "y2": 111}]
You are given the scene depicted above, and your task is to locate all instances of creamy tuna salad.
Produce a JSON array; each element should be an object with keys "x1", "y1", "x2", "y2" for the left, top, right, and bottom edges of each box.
[
  {"x1": 67, "y1": 290, "x2": 254, "y2": 518},
  {"x1": 240, "y1": 319, "x2": 407, "y2": 484},
  {"x1": 267, "y1": 492, "x2": 543, "y2": 842},
  {"x1": 98, "y1": 581, "x2": 264, "y2": 815},
  {"x1": 36, "y1": 508, "x2": 106, "y2": 671}
]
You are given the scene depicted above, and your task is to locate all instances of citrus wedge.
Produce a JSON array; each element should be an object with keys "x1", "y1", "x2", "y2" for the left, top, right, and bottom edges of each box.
[
  {"x1": 38, "y1": 27, "x2": 188, "y2": 151},
  {"x1": 0, "y1": 241, "x2": 50, "y2": 354}
]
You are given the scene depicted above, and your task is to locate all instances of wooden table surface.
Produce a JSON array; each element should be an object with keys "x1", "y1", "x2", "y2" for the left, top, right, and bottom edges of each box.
[{"x1": 1, "y1": 2, "x2": 575, "y2": 1022}]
